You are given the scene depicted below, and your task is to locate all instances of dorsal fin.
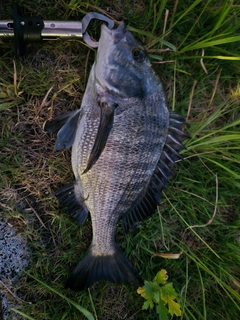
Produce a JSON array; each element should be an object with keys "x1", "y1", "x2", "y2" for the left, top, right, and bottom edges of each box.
[{"x1": 123, "y1": 112, "x2": 189, "y2": 232}]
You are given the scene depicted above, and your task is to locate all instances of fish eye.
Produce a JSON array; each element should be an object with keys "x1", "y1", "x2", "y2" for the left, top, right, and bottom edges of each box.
[{"x1": 132, "y1": 47, "x2": 145, "y2": 62}]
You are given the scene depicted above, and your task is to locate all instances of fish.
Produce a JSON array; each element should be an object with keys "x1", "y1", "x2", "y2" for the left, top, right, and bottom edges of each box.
[{"x1": 44, "y1": 22, "x2": 189, "y2": 291}]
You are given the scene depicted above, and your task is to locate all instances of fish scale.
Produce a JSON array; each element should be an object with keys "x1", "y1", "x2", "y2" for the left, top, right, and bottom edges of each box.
[
  {"x1": 79, "y1": 96, "x2": 168, "y2": 260},
  {"x1": 44, "y1": 21, "x2": 189, "y2": 290}
]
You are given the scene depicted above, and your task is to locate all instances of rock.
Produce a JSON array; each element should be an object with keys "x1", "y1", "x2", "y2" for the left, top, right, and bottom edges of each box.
[{"x1": 0, "y1": 217, "x2": 29, "y2": 320}]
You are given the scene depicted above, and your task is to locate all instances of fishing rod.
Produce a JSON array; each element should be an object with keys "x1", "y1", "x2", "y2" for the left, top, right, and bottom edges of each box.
[{"x1": 0, "y1": 4, "x2": 114, "y2": 56}]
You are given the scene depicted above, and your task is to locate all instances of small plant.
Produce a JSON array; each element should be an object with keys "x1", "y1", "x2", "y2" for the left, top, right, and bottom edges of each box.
[{"x1": 137, "y1": 269, "x2": 182, "y2": 319}]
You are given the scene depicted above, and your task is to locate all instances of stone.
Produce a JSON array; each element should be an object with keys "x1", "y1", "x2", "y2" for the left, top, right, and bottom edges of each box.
[{"x1": 0, "y1": 217, "x2": 29, "y2": 320}]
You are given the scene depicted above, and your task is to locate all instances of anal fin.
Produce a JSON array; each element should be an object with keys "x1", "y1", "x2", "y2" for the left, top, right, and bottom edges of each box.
[{"x1": 55, "y1": 182, "x2": 89, "y2": 226}]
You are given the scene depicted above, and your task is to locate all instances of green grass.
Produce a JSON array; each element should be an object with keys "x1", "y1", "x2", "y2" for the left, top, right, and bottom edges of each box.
[{"x1": 0, "y1": 0, "x2": 240, "y2": 319}]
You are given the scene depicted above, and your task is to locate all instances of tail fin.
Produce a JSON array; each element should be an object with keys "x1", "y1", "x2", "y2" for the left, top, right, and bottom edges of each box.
[{"x1": 65, "y1": 244, "x2": 142, "y2": 291}]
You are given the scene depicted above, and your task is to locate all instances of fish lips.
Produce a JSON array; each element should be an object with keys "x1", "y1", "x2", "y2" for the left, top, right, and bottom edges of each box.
[{"x1": 101, "y1": 21, "x2": 127, "y2": 44}]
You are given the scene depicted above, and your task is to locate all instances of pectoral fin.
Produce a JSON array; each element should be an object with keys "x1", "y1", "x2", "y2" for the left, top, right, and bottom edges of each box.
[
  {"x1": 44, "y1": 110, "x2": 81, "y2": 151},
  {"x1": 82, "y1": 102, "x2": 116, "y2": 174}
]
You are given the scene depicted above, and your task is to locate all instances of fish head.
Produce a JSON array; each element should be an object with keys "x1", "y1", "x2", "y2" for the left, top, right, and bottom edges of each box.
[
  {"x1": 95, "y1": 22, "x2": 153, "y2": 99},
  {"x1": 85, "y1": 23, "x2": 159, "y2": 174}
]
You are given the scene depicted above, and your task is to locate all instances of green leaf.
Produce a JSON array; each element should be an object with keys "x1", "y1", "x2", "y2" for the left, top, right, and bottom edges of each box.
[
  {"x1": 137, "y1": 286, "x2": 146, "y2": 298},
  {"x1": 142, "y1": 299, "x2": 154, "y2": 310},
  {"x1": 144, "y1": 280, "x2": 159, "y2": 297},
  {"x1": 154, "y1": 291, "x2": 160, "y2": 304},
  {"x1": 160, "y1": 283, "x2": 182, "y2": 317},
  {"x1": 142, "y1": 300, "x2": 150, "y2": 310},
  {"x1": 167, "y1": 299, "x2": 182, "y2": 317},
  {"x1": 154, "y1": 269, "x2": 168, "y2": 285},
  {"x1": 156, "y1": 300, "x2": 169, "y2": 320},
  {"x1": 161, "y1": 282, "x2": 177, "y2": 298}
]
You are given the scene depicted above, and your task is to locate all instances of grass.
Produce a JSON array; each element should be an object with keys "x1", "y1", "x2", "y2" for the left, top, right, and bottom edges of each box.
[{"x1": 0, "y1": 0, "x2": 240, "y2": 319}]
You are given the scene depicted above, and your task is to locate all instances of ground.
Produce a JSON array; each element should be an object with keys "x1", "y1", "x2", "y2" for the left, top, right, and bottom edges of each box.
[{"x1": 0, "y1": 1, "x2": 240, "y2": 320}]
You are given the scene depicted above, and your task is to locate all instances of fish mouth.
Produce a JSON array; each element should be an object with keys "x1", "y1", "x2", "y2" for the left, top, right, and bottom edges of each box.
[
  {"x1": 101, "y1": 21, "x2": 126, "y2": 44},
  {"x1": 95, "y1": 22, "x2": 127, "y2": 93}
]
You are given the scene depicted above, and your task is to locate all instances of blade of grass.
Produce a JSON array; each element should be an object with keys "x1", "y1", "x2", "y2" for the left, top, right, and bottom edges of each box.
[
  {"x1": 177, "y1": 0, "x2": 210, "y2": 50},
  {"x1": 178, "y1": 246, "x2": 240, "y2": 307},
  {"x1": 164, "y1": 192, "x2": 222, "y2": 260},
  {"x1": 179, "y1": 35, "x2": 240, "y2": 53},
  {"x1": 197, "y1": 265, "x2": 206, "y2": 319},
  {"x1": 127, "y1": 26, "x2": 176, "y2": 51},
  {"x1": 180, "y1": 257, "x2": 189, "y2": 320},
  {"x1": 202, "y1": 158, "x2": 240, "y2": 180},
  {"x1": 170, "y1": 0, "x2": 203, "y2": 30},
  {"x1": 152, "y1": 0, "x2": 168, "y2": 34},
  {"x1": 88, "y1": 289, "x2": 98, "y2": 320},
  {"x1": 11, "y1": 309, "x2": 35, "y2": 320},
  {"x1": 207, "y1": 0, "x2": 233, "y2": 37},
  {"x1": 177, "y1": 55, "x2": 240, "y2": 60},
  {"x1": 27, "y1": 274, "x2": 95, "y2": 320}
]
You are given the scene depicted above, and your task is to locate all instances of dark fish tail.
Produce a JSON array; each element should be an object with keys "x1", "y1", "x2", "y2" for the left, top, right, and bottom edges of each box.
[{"x1": 65, "y1": 244, "x2": 142, "y2": 291}]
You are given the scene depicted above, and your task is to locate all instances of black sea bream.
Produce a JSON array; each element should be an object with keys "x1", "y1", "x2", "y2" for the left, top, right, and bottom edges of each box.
[{"x1": 45, "y1": 22, "x2": 188, "y2": 291}]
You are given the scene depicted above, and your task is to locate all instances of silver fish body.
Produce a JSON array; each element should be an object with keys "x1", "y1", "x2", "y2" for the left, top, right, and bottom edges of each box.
[{"x1": 45, "y1": 22, "x2": 188, "y2": 290}]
